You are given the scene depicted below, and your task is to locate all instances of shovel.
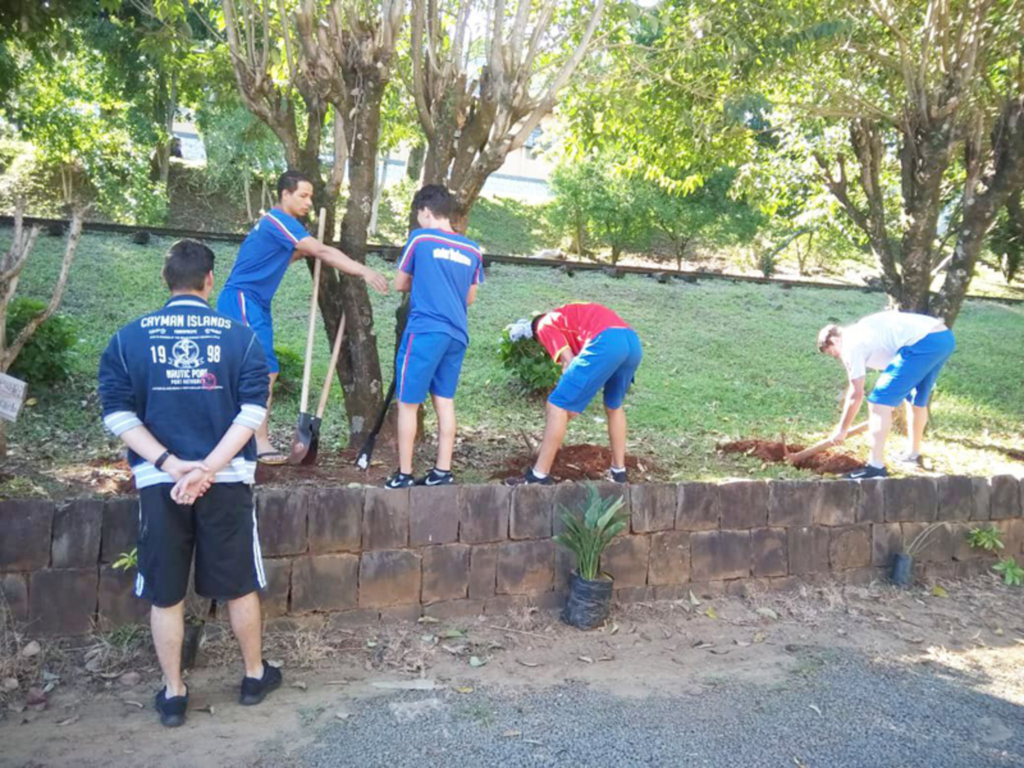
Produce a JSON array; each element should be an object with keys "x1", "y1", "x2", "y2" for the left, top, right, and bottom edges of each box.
[
  {"x1": 289, "y1": 209, "x2": 327, "y2": 463},
  {"x1": 294, "y1": 311, "x2": 346, "y2": 466},
  {"x1": 355, "y1": 296, "x2": 410, "y2": 470},
  {"x1": 786, "y1": 421, "x2": 869, "y2": 464}
]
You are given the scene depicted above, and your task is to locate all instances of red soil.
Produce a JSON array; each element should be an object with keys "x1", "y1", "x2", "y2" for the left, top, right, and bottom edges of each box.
[
  {"x1": 491, "y1": 443, "x2": 658, "y2": 483},
  {"x1": 719, "y1": 439, "x2": 863, "y2": 475}
]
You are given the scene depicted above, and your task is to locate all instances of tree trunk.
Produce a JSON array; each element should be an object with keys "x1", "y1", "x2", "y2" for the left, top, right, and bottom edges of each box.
[{"x1": 368, "y1": 151, "x2": 389, "y2": 237}]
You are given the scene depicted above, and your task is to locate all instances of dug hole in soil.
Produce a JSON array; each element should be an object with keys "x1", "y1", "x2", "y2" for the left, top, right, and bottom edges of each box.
[
  {"x1": 718, "y1": 438, "x2": 863, "y2": 475},
  {"x1": 492, "y1": 443, "x2": 658, "y2": 482}
]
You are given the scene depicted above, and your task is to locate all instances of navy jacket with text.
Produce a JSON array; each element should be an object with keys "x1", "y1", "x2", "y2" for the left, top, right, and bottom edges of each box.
[{"x1": 98, "y1": 295, "x2": 269, "y2": 489}]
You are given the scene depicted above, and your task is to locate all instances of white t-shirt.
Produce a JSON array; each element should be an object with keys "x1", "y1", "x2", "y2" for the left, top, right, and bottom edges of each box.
[{"x1": 840, "y1": 311, "x2": 945, "y2": 379}]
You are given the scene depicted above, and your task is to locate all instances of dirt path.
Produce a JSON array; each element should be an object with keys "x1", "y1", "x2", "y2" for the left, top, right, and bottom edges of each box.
[{"x1": 3, "y1": 576, "x2": 1024, "y2": 767}]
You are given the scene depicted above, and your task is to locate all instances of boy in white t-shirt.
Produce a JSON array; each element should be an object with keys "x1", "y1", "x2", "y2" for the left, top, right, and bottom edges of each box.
[{"x1": 817, "y1": 311, "x2": 956, "y2": 478}]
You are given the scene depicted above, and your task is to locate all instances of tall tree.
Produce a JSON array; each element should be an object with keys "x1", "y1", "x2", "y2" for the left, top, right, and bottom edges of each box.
[
  {"x1": 221, "y1": 0, "x2": 405, "y2": 444},
  {"x1": 409, "y1": 0, "x2": 607, "y2": 229}
]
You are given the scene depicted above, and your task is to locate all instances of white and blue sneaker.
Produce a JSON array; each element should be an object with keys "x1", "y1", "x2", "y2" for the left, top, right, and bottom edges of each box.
[{"x1": 416, "y1": 468, "x2": 455, "y2": 486}]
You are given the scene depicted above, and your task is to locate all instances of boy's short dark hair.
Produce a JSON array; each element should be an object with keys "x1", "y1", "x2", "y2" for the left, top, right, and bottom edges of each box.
[
  {"x1": 412, "y1": 184, "x2": 456, "y2": 219},
  {"x1": 531, "y1": 313, "x2": 546, "y2": 340},
  {"x1": 277, "y1": 170, "x2": 312, "y2": 200},
  {"x1": 164, "y1": 239, "x2": 215, "y2": 292}
]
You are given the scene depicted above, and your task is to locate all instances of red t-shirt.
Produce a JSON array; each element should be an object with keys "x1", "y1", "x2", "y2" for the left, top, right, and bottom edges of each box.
[{"x1": 535, "y1": 303, "x2": 630, "y2": 362}]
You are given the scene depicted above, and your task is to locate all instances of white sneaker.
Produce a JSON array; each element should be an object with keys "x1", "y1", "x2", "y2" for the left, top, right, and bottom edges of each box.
[{"x1": 896, "y1": 452, "x2": 922, "y2": 468}]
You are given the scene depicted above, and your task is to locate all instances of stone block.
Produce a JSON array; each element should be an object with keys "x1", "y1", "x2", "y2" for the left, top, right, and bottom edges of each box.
[
  {"x1": 359, "y1": 550, "x2": 421, "y2": 608},
  {"x1": 307, "y1": 488, "x2": 363, "y2": 553},
  {"x1": 630, "y1": 483, "x2": 677, "y2": 533},
  {"x1": 788, "y1": 526, "x2": 829, "y2": 575},
  {"x1": 856, "y1": 480, "x2": 885, "y2": 523},
  {"x1": 97, "y1": 565, "x2": 148, "y2": 629},
  {"x1": 28, "y1": 568, "x2": 98, "y2": 635},
  {"x1": 815, "y1": 481, "x2": 859, "y2": 526},
  {"x1": 100, "y1": 497, "x2": 137, "y2": 564},
  {"x1": 290, "y1": 554, "x2": 358, "y2": 613},
  {"x1": 921, "y1": 562, "x2": 958, "y2": 583},
  {"x1": 718, "y1": 481, "x2": 768, "y2": 529},
  {"x1": 884, "y1": 478, "x2": 938, "y2": 523},
  {"x1": 380, "y1": 604, "x2": 423, "y2": 623},
  {"x1": 529, "y1": 591, "x2": 568, "y2": 612},
  {"x1": 52, "y1": 500, "x2": 103, "y2": 568},
  {"x1": 328, "y1": 609, "x2": 380, "y2": 629},
  {"x1": 615, "y1": 586, "x2": 654, "y2": 604},
  {"x1": 553, "y1": 483, "x2": 626, "y2": 536},
  {"x1": 0, "y1": 499, "x2": 54, "y2": 571},
  {"x1": 257, "y1": 490, "x2": 308, "y2": 556},
  {"x1": 676, "y1": 482, "x2": 719, "y2": 531},
  {"x1": 828, "y1": 525, "x2": 871, "y2": 570},
  {"x1": 956, "y1": 559, "x2": 994, "y2": 580},
  {"x1": 950, "y1": 522, "x2": 980, "y2": 562},
  {"x1": 422, "y1": 599, "x2": 486, "y2": 620},
  {"x1": 902, "y1": 522, "x2": 955, "y2": 563},
  {"x1": 422, "y1": 544, "x2": 470, "y2": 603},
  {"x1": 690, "y1": 530, "x2": 751, "y2": 581},
  {"x1": 687, "y1": 580, "x2": 727, "y2": 599},
  {"x1": 970, "y1": 477, "x2": 991, "y2": 521},
  {"x1": 652, "y1": 584, "x2": 691, "y2": 601},
  {"x1": 496, "y1": 540, "x2": 555, "y2": 595},
  {"x1": 0, "y1": 573, "x2": 28, "y2": 621},
  {"x1": 990, "y1": 475, "x2": 1022, "y2": 519},
  {"x1": 511, "y1": 485, "x2": 554, "y2": 539},
  {"x1": 752, "y1": 527, "x2": 787, "y2": 578},
  {"x1": 361, "y1": 488, "x2": 409, "y2": 550},
  {"x1": 554, "y1": 546, "x2": 575, "y2": 592},
  {"x1": 872, "y1": 523, "x2": 904, "y2": 567},
  {"x1": 410, "y1": 486, "x2": 459, "y2": 546},
  {"x1": 993, "y1": 519, "x2": 1024, "y2": 558},
  {"x1": 601, "y1": 535, "x2": 650, "y2": 587},
  {"x1": 937, "y1": 476, "x2": 975, "y2": 522},
  {"x1": 767, "y1": 481, "x2": 817, "y2": 528},
  {"x1": 648, "y1": 531, "x2": 690, "y2": 585},
  {"x1": 483, "y1": 595, "x2": 520, "y2": 616},
  {"x1": 468, "y1": 543, "x2": 498, "y2": 599},
  {"x1": 260, "y1": 557, "x2": 292, "y2": 618},
  {"x1": 835, "y1": 567, "x2": 884, "y2": 586},
  {"x1": 458, "y1": 485, "x2": 510, "y2": 544}
]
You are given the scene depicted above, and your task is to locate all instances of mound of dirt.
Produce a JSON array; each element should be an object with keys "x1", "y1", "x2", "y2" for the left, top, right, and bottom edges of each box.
[
  {"x1": 719, "y1": 439, "x2": 863, "y2": 475},
  {"x1": 491, "y1": 443, "x2": 657, "y2": 483}
]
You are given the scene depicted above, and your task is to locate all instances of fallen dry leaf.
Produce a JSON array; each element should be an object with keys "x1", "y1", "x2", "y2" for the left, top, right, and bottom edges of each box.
[
  {"x1": 20, "y1": 641, "x2": 41, "y2": 658},
  {"x1": 455, "y1": 686, "x2": 474, "y2": 694},
  {"x1": 516, "y1": 660, "x2": 541, "y2": 668},
  {"x1": 504, "y1": 729, "x2": 522, "y2": 738},
  {"x1": 291, "y1": 681, "x2": 308, "y2": 691},
  {"x1": 578, "y1": 656, "x2": 594, "y2": 664},
  {"x1": 123, "y1": 700, "x2": 144, "y2": 709},
  {"x1": 56, "y1": 715, "x2": 79, "y2": 727}
]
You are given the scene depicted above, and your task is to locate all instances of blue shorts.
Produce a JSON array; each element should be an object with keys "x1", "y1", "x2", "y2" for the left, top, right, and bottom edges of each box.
[
  {"x1": 549, "y1": 328, "x2": 643, "y2": 414},
  {"x1": 216, "y1": 289, "x2": 279, "y2": 373},
  {"x1": 868, "y1": 329, "x2": 956, "y2": 408},
  {"x1": 395, "y1": 332, "x2": 467, "y2": 404}
]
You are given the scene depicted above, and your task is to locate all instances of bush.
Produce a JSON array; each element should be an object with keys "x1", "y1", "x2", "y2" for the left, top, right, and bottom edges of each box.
[
  {"x1": 273, "y1": 344, "x2": 305, "y2": 395},
  {"x1": 5, "y1": 298, "x2": 77, "y2": 386},
  {"x1": 497, "y1": 327, "x2": 560, "y2": 395}
]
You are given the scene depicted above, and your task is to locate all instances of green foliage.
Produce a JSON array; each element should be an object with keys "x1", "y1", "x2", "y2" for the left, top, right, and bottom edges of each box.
[
  {"x1": 966, "y1": 526, "x2": 1004, "y2": 553},
  {"x1": 993, "y1": 557, "x2": 1024, "y2": 587},
  {"x1": 465, "y1": 197, "x2": 553, "y2": 257},
  {"x1": 112, "y1": 547, "x2": 138, "y2": 572},
  {"x1": 989, "y1": 198, "x2": 1022, "y2": 284},
  {"x1": 497, "y1": 327, "x2": 560, "y2": 395},
  {"x1": 548, "y1": 157, "x2": 607, "y2": 256},
  {"x1": 758, "y1": 250, "x2": 777, "y2": 278},
  {"x1": 553, "y1": 484, "x2": 630, "y2": 581},
  {"x1": 5, "y1": 298, "x2": 76, "y2": 386},
  {"x1": 273, "y1": 344, "x2": 304, "y2": 395}
]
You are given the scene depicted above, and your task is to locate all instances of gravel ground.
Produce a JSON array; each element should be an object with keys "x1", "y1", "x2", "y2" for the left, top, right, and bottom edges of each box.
[{"x1": 259, "y1": 650, "x2": 1024, "y2": 768}]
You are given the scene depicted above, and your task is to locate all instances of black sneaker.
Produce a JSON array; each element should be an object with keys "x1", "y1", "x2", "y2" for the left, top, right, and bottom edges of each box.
[
  {"x1": 504, "y1": 468, "x2": 554, "y2": 487},
  {"x1": 155, "y1": 685, "x2": 188, "y2": 728},
  {"x1": 416, "y1": 468, "x2": 454, "y2": 486},
  {"x1": 239, "y1": 661, "x2": 282, "y2": 706},
  {"x1": 845, "y1": 465, "x2": 889, "y2": 480},
  {"x1": 385, "y1": 471, "x2": 415, "y2": 489},
  {"x1": 607, "y1": 467, "x2": 628, "y2": 484}
]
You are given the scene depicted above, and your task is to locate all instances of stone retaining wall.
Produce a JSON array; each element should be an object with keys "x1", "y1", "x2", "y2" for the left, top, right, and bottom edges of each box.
[{"x1": 1, "y1": 476, "x2": 1022, "y2": 635}]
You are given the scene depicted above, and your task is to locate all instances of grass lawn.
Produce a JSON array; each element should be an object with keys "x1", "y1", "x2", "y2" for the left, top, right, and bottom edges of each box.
[{"x1": 2, "y1": 227, "x2": 1022, "y2": 496}]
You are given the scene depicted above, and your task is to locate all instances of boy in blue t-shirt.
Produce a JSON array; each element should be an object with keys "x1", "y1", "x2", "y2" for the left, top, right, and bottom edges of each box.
[
  {"x1": 385, "y1": 185, "x2": 484, "y2": 489},
  {"x1": 217, "y1": 170, "x2": 389, "y2": 463}
]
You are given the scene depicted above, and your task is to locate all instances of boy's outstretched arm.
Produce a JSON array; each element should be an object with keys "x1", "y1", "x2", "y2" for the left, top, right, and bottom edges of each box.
[{"x1": 294, "y1": 237, "x2": 390, "y2": 294}]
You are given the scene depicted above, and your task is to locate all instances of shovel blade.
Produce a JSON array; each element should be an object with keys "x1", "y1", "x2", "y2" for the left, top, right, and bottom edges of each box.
[
  {"x1": 299, "y1": 417, "x2": 322, "y2": 466},
  {"x1": 289, "y1": 412, "x2": 316, "y2": 464}
]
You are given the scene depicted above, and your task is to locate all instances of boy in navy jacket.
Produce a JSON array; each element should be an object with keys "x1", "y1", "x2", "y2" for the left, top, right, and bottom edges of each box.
[
  {"x1": 386, "y1": 186, "x2": 484, "y2": 488},
  {"x1": 99, "y1": 240, "x2": 281, "y2": 727}
]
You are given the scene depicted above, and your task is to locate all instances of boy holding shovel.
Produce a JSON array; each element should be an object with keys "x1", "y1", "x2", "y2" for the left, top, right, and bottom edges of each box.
[
  {"x1": 217, "y1": 170, "x2": 389, "y2": 464},
  {"x1": 817, "y1": 310, "x2": 956, "y2": 478},
  {"x1": 385, "y1": 185, "x2": 484, "y2": 489},
  {"x1": 505, "y1": 302, "x2": 643, "y2": 485}
]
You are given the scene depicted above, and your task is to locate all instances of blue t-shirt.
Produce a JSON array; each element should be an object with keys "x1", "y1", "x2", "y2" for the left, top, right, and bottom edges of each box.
[
  {"x1": 223, "y1": 209, "x2": 310, "y2": 310},
  {"x1": 399, "y1": 228, "x2": 484, "y2": 345}
]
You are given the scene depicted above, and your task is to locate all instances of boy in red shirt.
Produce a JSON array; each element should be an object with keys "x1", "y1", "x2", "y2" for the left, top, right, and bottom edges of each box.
[{"x1": 505, "y1": 302, "x2": 643, "y2": 485}]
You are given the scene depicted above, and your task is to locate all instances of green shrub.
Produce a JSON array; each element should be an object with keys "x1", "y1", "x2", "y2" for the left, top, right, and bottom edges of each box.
[
  {"x1": 966, "y1": 526, "x2": 1004, "y2": 552},
  {"x1": 273, "y1": 344, "x2": 305, "y2": 395},
  {"x1": 5, "y1": 298, "x2": 77, "y2": 385},
  {"x1": 993, "y1": 557, "x2": 1024, "y2": 586},
  {"x1": 497, "y1": 327, "x2": 560, "y2": 395}
]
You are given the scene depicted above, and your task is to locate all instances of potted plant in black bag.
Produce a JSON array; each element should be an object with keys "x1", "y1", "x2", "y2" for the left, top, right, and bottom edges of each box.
[
  {"x1": 554, "y1": 484, "x2": 630, "y2": 630},
  {"x1": 890, "y1": 523, "x2": 947, "y2": 586}
]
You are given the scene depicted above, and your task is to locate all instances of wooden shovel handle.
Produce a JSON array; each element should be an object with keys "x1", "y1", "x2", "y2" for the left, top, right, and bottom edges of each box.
[
  {"x1": 787, "y1": 421, "x2": 869, "y2": 463},
  {"x1": 315, "y1": 313, "x2": 346, "y2": 420},
  {"x1": 298, "y1": 209, "x2": 327, "y2": 413}
]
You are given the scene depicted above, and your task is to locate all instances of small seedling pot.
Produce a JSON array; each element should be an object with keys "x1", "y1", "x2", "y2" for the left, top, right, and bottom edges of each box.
[
  {"x1": 890, "y1": 552, "x2": 914, "y2": 586},
  {"x1": 562, "y1": 572, "x2": 614, "y2": 630}
]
